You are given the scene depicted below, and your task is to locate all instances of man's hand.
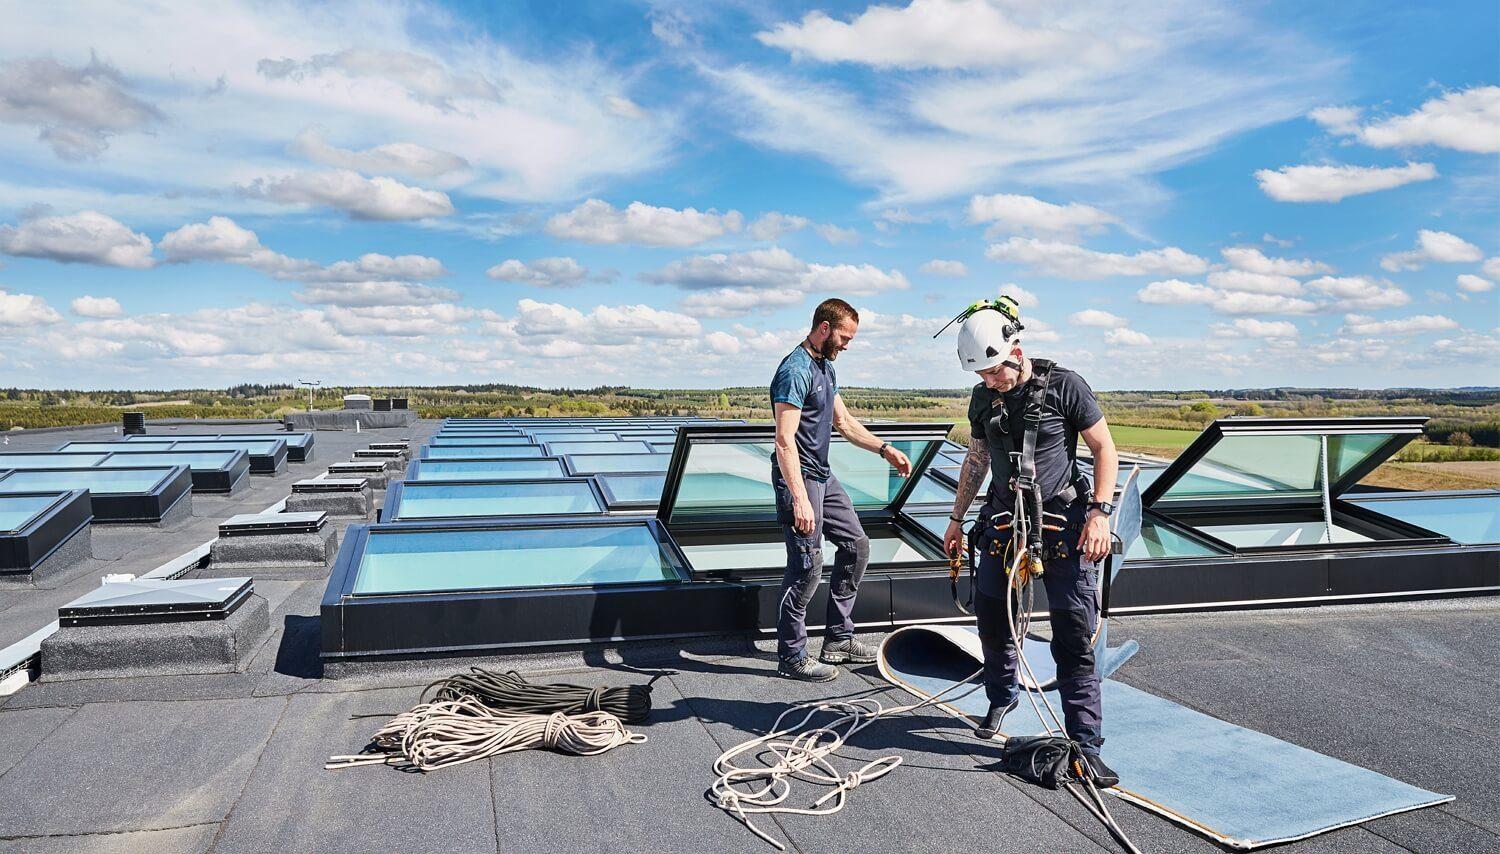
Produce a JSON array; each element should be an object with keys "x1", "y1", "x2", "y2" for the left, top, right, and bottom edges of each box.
[
  {"x1": 1078, "y1": 510, "x2": 1111, "y2": 563},
  {"x1": 944, "y1": 519, "x2": 964, "y2": 558},
  {"x1": 883, "y1": 446, "x2": 912, "y2": 477},
  {"x1": 793, "y1": 495, "x2": 816, "y2": 536}
]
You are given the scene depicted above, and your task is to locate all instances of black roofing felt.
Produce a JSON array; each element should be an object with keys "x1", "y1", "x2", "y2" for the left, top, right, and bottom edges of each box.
[{"x1": 0, "y1": 418, "x2": 1494, "y2": 852}]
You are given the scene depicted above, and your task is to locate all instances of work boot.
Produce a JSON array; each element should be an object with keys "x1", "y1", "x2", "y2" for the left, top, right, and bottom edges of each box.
[
  {"x1": 1079, "y1": 752, "x2": 1119, "y2": 789},
  {"x1": 819, "y1": 637, "x2": 878, "y2": 665},
  {"x1": 974, "y1": 698, "x2": 1018, "y2": 740},
  {"x1": 778, "y1": 655, "x2": 838, "y2": 683}
]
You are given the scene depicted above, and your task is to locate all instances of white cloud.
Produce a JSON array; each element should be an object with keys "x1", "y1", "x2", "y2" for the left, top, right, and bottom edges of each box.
[
  {"x1": 999, "y1": 284, "x2": 1038, "y2": 308},
  {"x1": 240, "y1": 170, "x2": 454, "y2": 220},
  {"x1": 1457, "y1": 274, "x2": 1494, "y2": 294},
  {"x1": 69, "y1": 295, "x2": 122, "y2": 318},
  {"x1": 605, "y1": 95, "x2": 647, "y2": 120},
  {"x1": 757, "y1": 0, "x2": 1087, "y2": 70},
  {"x1": 1254, "y1": 162, "x2": 1437, "y2": 203},
  {"x1": 1137, "y1": 279, "x2": 1218, "y2": 305},
  {"x1": 1379, "y1": 229, "x2": 1484, "y2": 272},
  {"x1": 294, "y1": 281, "x2": 460, "y2": 307},
  {"x1": 1484, "y1": 257, "x2": 1500, "y2": 279},
  {"x1": 257, "y1": 47, "x2": 501, "y2": 109},
  {"x1": 681, "y1": 287, "x2": 807, "y2": 318},
  {"x1": 1262, "y1": 232, "x2": 1295, "y2": 248},
  {"x1": 1104, "y1": 327, "x2": 1152, "y2": 346},
  {"x1": 1315, "y1": 86, "x2": 1500, "y2": 154},
  {"x1": 644, "y1": 247, "x2": 806, "y2": 290},
  {"x1": 546, "y1": 199, "x2": 743, "y2": 247},
  {"x1": 0, "y1": 288, "x2": 62, "y2": 326},
  {"x1": 921, "y1": 259, "x2": 968, "y2": 277},
  {"x1": 748, "y1": 212, "x2": 809, "y2": 241},
  {"x1": 160, "y1": 216, "x2": 444, "y2": 283},
  {"x1": 513, "y1": 298, "x2": 702, "y2": 343},
  {"x1": 486, "y1": 257, "x2": 596, "y2": 288},
  {"x1": 814, "y1": 223, "x2": 860, "y2": 245},
  {"x1": 287, "y1": 127, "x2": 468, "y2": 178},
  {"x1": 1340, "y1": 313, "x2": 1458, "y2": 336},
  {"x1": 1211, "y1": 318, "x2": 1298, "y2": 339},
  {"x1": 1307, "y1": 275, "x2": 1410, "y2": 311},
  {"x1": 712, "y1": 2, "x2": 1337, "y2": 203},
  {"x1": 1205, "y1": 269, "x2": 1303, "y2": 295},
  {"x1": 801, "y1": 262, "x2": 909, "y2": 295},
  {"x1": 1221, "y1": 246, "x2": 1330, "y2": 276},
  {"x1": 986, "y1": 237, "x2": 1208, "y2": 279},
  {"x1": 1070, "y1": 309, "x2": 1127, "y2": 328},
  {"x1": 0, "y1": 210, "x2": 155, "y2": 268},
  {"x1": 1210, "y1": 292, "x2": 1319, "y2": 315},
  {"x1": 325, "y1": 303, "x2": 476, "y2": 337},
  {"x1": 0, "y1": 55, "x2": 162, "y2": 160},
  {"x1": 967, "y1": 193, "x2": 1117, "y2": 237}
]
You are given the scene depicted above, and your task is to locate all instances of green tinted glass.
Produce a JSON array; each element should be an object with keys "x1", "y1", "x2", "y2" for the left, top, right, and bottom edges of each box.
[
  {"x1": 1127, "y1": 520, "x2": 1226, "y2": 560},
  {"x1": 566, "y1": 454, "x2": 670, "y2": 474},
  {"x1": 671, "y1": 439, "x2": 939, "y2": 517},
  {"x1": 598, "y1": 473, "x2": 667, "y2": 507},
  {"x1": 903, "y1": 473, "x2": 958, "y2": 507},
  {"x1": 681, "y1": 529, "x2": 936, "y2": 572},
  {"x1": 353, "y1": 524, "x2": 678, "y2": 593},
  {"x1": 1160, "y1": 434, "x2": 1323, "y2": 501},
  {"x1": 423, "y1": 445, "x2": 545, "y2": 459},
  {"x1": 1329, "y1": 433, "x2": 1398, "y2": 485}
]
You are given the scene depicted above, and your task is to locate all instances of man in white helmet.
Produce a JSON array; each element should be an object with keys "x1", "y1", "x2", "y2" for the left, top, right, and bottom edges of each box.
[{"x1": 942, "y1": 297, "x2": 1121, "y2": 787}]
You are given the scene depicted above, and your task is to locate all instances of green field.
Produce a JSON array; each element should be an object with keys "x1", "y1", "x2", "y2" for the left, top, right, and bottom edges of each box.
[{"x1": 1108, "y1": 424, "x2": 1198, "y2": 454}]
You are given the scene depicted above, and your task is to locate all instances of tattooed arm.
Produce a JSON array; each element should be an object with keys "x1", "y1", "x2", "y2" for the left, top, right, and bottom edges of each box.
[{"x1": 943, "y1": 435, "x2": 990, "y2": 556}]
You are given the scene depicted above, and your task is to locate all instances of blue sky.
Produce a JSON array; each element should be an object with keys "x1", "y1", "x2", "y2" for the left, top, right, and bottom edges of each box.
[{"x1": 0, "y1": 0, "x2": 1495, "y2": 390}]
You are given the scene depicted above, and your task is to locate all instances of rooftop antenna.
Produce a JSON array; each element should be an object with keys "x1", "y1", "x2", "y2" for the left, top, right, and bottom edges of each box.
[{"x1": 297, "y1": 379, "x2": 322, "y2": 412}]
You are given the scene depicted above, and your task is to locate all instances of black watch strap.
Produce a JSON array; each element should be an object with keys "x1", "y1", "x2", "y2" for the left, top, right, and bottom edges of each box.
[{"x1": 1088, "y1": 501, "x2": 1115, "y2": 516}]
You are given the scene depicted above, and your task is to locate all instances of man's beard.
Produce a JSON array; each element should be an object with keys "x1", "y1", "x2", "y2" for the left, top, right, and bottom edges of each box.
[{"x1": 819, "y1": 338, "x2": 840, "y2": 360}]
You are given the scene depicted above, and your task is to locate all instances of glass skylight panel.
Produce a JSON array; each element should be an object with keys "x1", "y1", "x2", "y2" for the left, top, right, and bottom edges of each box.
[
  {"x1": 547, "y1": 440, "x2": 653, "y2": 455},
  {"x1": 409, "y1": 459, "x2": 566, "y2": 481},
  {"x1": 429, "y1": 437, "x2": 534, "y2": 446},
  {"x1": 165, "y1": 440, "x2": 281, "y2": 454},
  {"x1": 0, "y1": 454, "x2": 108, "y2": 468},
  {"x1": 597, "y1": 473, "x2": 667, "y2": 507},
  {"x1": 1347, "y1": 494, "x2": 1500, "y2": 545},
  {"x1": 1194, "y1": 520, "x2": 1373, "y2": 549},
  {"x1": 1129, "y1": 520, "x2": 1226, "y2": 560},
  {"x1": 0, "y1": 468, "x2": 174, "y2": 494},
  {"x1": 903, "y1": 473, "x2": 959, "y2": 507},
  {"x1": 670, "y1": 438, "x2": 941, "y2": 516},
  {"x1": 391, "y1": 481, "x2": 601, "y2": 520},
  {"x1": 63, "y1": 441, "x2": 175, "y2": 452},
  {"x1": 1159, "y1": 434, "x2": 1324, "y2": 501},
  {"x1": 565, "y1": 454, "x2": 671, "y2": 474},
  {"x1": 0, "y1": 494, "x2": 58, "y2": 532},
  {"x1": 352, "y1": 524, "x2": 679, "y2": 594},
  {"x1": 423, "y1": 445, "x2": 546, "y2": 459},
  {"x1": 96, "y1": 451, "x2": 238, "y2": 470},
  {"x1": 680, "y1": 530, "x2": 936, "y2": 572}
]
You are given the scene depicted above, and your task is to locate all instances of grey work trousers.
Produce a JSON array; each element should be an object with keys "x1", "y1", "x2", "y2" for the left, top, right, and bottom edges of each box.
[{"x1": 772, "y1": 474, "x2": 871, "y2": 662}]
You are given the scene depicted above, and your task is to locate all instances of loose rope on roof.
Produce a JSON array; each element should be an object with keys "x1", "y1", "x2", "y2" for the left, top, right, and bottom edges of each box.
[
  {"x1": 325, "y1": 696, "x2": 646, "y2": 772},
  {"x1": 421, "y1": 667, "x2": 653, "y2": 724}
]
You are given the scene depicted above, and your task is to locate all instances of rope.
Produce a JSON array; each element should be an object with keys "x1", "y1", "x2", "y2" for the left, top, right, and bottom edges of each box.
[
  {"x1": 325, "y1": 696, "x2": 646, "y2": 772},
  {"x1": 421, "y1": 667, "x2": 653, "y2": 723},
  {"x1": 709, "y1": 670, "x2": 984, "y2": 851}
]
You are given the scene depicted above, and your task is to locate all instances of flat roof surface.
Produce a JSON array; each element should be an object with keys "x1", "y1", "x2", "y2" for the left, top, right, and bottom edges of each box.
[{"x1": 0, "y1": 418, "x2": 1494, "y2": 852}]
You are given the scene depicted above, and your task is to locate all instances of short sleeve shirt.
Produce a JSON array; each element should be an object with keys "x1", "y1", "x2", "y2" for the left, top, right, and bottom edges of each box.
[
  {"x1": 967, "y1": 363, "x2": 1103, "y2": 503},
  {"x1": 770, "y1": 345, "x2": 837, "y2": 482}
]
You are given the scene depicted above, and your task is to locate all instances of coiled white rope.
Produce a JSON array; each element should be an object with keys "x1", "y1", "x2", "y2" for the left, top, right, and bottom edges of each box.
[
  {"x1": 710, "y1": 673, "x2": 983, "y2": 850},
  {"x1": 325, "y1": 696, "x2": 646, "y2": 772}
]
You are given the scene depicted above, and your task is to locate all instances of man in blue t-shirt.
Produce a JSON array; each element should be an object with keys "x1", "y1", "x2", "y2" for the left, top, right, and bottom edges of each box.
[{"x1": 770, "y1": 298, "x2": 911, "y2": 682}]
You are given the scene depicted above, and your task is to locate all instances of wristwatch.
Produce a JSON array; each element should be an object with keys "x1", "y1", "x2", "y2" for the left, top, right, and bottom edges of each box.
[
  {"x1": 877, "y1": 441, "x2": 893, "y2": 458},
  {"x1": 1087, "y1": 501, "x2": 1115, "y2": 516}
]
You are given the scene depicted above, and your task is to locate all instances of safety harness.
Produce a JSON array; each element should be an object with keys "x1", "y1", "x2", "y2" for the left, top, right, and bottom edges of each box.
[{"x1": 949, "y1": 358, "x2": 1088, "y2": 615}]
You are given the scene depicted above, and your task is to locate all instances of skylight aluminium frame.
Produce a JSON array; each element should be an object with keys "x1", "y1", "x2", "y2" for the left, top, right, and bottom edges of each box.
[
  {"x1": 382, "y1": 477, "x2": 607, "y2": 522},
  {"x1": 0, "y1": 465, "x2": 192, "y2": 523},
  {"x1": 403, "y1": 456, "x2": 570, "y2": 481},
  {"x1": 0, "y1": 489, "x2": 92, "y2": 574}
]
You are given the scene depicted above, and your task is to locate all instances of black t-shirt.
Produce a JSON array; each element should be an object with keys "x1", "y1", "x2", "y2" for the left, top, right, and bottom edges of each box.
[{"x1": 967, "y1": 362, "x2": 1103, "y2": 505}]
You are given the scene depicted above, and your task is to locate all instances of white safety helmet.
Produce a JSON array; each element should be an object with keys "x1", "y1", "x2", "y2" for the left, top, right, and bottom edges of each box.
[{"x1": 955, "y1": 299, "x2": 1024, "y2": 372}]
